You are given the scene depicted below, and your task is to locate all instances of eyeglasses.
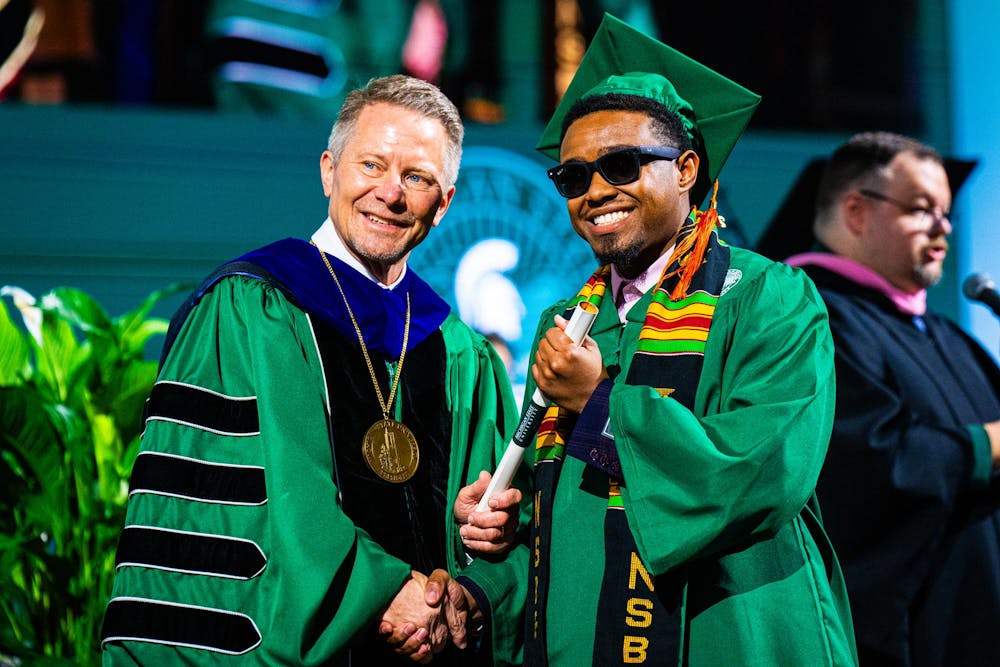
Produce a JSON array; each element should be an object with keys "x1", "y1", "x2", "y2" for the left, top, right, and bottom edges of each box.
[
  {"x1": 547, "y1": 146, "x2": 683, "y2": 198},
  {"x1": 858, "y1": 189, "x2": 952, "y2": 231}
]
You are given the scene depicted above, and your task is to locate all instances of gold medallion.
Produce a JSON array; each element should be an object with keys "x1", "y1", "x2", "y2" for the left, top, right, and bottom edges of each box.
[
  {"x1": 362, "y1": 418, "x2": 420, "y2": 483},
  {"x1": 314, "y1": 243, "x2": 420, "y2": 483}
]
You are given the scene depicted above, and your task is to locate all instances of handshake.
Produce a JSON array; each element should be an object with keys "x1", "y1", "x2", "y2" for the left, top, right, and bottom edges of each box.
[{"x1": 378, "y1": 471, "x2": 522, "y2": 664}]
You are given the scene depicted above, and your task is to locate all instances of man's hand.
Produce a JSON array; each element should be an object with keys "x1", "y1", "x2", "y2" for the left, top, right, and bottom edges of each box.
[
  {"x1": 423, "y1": 568, "x2": 476, "y2": 649},
  {"x1": 455, "y1": 470, "x2": 522, "y2": 555},
  {"x1": 379, "y1": 570, "x2": 473, "y2": 662},
  {"x1": 531, "y1": 314, "x2": 608, "y2": 413}
]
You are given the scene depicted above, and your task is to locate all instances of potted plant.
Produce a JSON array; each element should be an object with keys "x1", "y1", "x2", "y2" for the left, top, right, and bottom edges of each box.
[{"x1": 0, "y1": 284, "x2": 181, "y2": 666}]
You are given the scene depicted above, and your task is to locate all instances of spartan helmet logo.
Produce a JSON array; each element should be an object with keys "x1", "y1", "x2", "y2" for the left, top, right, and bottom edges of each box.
[
  {"x1": 455, "y1": 238, "x2": 526, "y2": 344},
  {"x1": 407, "y1": 146, "x2": 598, "y2": 402}
]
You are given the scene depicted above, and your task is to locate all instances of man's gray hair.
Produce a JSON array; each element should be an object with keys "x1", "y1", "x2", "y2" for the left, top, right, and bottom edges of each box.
[{"x1": 327, "y1": 75, "x2": 464, "y2": 189}]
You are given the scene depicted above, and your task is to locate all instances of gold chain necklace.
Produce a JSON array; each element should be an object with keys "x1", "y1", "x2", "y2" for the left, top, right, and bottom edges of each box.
[{"x1": 314, "y1": 242, "x2": 420, "y2": 483}]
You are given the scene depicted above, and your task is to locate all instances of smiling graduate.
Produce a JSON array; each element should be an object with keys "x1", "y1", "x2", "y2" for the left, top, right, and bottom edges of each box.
[{"x1": 459, "y1": 13, "x2": 858, "y2": 667}]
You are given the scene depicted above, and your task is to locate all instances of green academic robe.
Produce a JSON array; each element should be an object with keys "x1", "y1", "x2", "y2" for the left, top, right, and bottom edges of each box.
[
  {"x1": 468, "y1": 246, "x2": 857, "y2": 666},
  {"x1": 101, "y1": 273, "x2": 525, "y2": 665}
]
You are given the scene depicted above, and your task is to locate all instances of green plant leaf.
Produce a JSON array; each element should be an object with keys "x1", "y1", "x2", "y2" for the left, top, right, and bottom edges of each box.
[
  {"x1": 117, "y1": 281, "x2": 188, "y2": 327},
  {"x1": 92, "y1": 413, "x2": 122, "y2": 509},
  {"x1": 119, "y1": 319, "x2": 169, "y2": 359},
  {"x1": 120, "y1": 434, "x2": 143, "y2": 480},
  {"x1": 0, "y1": 387, "x2": 66, "y2": 498},
  {"x1": 31, "y1": 311, "x2": 80, "y2": 403},
  {"x1": 0, "y1": 283, "x2": 171, "y2": 665},
  {"x1": 103, "y1": 360, "x2": 158, "y2": 441},
  {"x1": 0, "y1": 292, "x2": 31, "y2": 385},
  {"x1": 116, "y1": 282, "x2": 188, "y2": 354},
  {"x1": 44, "y1": 289, "x2": 114, "y2": 339},
  {"x1": 0, "y1": 299, "x2": 32, "y2": 386}
]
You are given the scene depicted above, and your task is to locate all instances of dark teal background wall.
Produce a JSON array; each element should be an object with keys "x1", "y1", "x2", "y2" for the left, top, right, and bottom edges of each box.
[
  {"x1": 0, "y1": 102, "x2": 849, "y2": 322},
  {"x1": 7, "y1": 0, "x2": 997, "y2": 358},
  {"x1": 1, "y1": 104, "x2": 330, "y2": 320}
]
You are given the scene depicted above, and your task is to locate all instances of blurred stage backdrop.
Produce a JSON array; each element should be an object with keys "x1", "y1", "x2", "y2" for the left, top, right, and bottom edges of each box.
[
  {"x1": 3, "y1": 0, "x2": 1000, "y2": 382},
  {"x1": 4, "y1": 4, "x2": 1000, "y2": 664}
]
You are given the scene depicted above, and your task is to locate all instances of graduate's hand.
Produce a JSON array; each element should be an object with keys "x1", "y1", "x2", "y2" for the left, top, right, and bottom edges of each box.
[
  {"x1": 455, "y1": 470, "x2": 522, "y2": 555},
  {"x1": 422, "y1": 569, "x2": 475, "y2": 650},
  {"x1": 380, "y1": 571, "x2": 456, "y2": 662},
  {"x1": 532, "y1": 314, "x2": 608, "y2": 413},
  {"x1": 380, "y1": 570, "x2": 473, "y2": 661}
]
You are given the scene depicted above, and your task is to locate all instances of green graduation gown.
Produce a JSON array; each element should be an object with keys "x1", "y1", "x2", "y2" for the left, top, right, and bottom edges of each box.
[
  {"x1": 467, "y1": 246, "x2": 857, "y2": 666},
  {"x1": 101, "y1": 251, "x2": 525, "y2": 665}
]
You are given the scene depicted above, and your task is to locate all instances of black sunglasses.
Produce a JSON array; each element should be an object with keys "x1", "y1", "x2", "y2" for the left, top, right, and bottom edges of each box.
[{"x1": 547, "y1": 145, "x2": 684, "y2": 198}]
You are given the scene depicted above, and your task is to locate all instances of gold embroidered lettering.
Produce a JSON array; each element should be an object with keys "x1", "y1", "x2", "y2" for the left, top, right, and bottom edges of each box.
[
  {"x1": 625, "y1": 598, "x2": 653, "y2": 627},
  {"x1": 628, "y1": 552, "x2": 655, "y2": 592},
  {"x1": 623, "y1": 635, "x2": 649, "y2": 663}
]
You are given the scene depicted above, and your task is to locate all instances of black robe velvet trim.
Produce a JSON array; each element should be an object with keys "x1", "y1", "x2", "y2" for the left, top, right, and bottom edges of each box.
[
  {"x1": 115, "y1": 526, "x2": 267, "y2": 580},
  {"x1": 310, "y1": 317, "x2": 451, "y2": 575},
  {"x1": 143, "y1": 381, "x2": 259, "y2": 436},
  {"x1": 128, "y1": 451, "x2": 267, "y2": 506},
  {"x1": 101, "y1": 598, "x2": 262, "y2": 655}
]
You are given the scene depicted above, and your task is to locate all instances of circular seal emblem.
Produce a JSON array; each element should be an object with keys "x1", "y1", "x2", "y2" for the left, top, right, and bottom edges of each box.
[
  {"x1": 362, "y1": 418, "x2": 420, "y2": 483},
  {"x1": 409, "y1": 146, "x2": 596, "y2": 400}
]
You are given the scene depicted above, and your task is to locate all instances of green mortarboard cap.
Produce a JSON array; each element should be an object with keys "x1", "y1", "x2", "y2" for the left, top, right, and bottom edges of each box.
[{"x1": 537, "y1": 13, "x2": 761, "y2": 201}]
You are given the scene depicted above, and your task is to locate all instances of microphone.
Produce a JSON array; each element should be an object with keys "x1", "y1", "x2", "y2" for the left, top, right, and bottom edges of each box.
[{"x1": 962, "y1": 273, "x2": 1000, "y2": 318}]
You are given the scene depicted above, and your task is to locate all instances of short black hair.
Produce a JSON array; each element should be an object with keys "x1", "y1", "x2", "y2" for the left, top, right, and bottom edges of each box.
[
  {"x1": 561, "y1": 93, "x2": 692, "y2": 151},
  {"x1": 560, "y1": 93, "x2": 706, "y2": 201}
]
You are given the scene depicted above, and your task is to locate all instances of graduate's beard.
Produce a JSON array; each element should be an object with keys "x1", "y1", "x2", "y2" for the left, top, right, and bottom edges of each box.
[
  {"x1": 595, "y1": 246, "x2": 640, "y2": 270},
  {"x1": 593, "y1": 238, "x2": 653, "y2": 277}
]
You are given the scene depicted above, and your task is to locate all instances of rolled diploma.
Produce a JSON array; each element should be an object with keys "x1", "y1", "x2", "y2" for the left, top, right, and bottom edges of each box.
[{"x1": 475, "y1": 301, "x2": 599, "y2": 511}]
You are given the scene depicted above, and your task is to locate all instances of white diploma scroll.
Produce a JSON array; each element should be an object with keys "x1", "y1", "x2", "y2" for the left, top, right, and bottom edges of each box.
[{"x1": 475, "y1": 300, "x2": 599, "y2": 512}]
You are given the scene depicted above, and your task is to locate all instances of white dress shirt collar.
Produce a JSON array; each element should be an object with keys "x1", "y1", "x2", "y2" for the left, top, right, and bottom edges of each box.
[{"x1": 310, "y1": 217, "x2": 407, "y2": 290}]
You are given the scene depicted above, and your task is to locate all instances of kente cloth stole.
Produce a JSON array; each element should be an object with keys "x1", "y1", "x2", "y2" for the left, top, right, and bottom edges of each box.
[{"x1": 524, "y1": 217, "x2": 730, "y2": 667}]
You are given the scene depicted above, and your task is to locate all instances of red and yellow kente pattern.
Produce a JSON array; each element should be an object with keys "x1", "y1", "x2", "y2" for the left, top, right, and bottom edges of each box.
[
  {"x1": 535, "y1": 409, "x2": 571, "y2": 461},
  {"x1": 570, "y1": 265, "x2": 610, "y2": 309},
  {"x1": 636, "y1": 288, "x2": 718, "y2": 356},
  {"x1": 536, "y1": 267, "x2": 610, "y2": 461},
  {"x1": 535, "y1": 210, "x2": 722, "y2": 461}
]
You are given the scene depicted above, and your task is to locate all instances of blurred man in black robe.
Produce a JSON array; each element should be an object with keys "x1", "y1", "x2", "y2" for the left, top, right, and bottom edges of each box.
[{"x1": 786, "y1": 131, "x2": 1000, "y2": 667}]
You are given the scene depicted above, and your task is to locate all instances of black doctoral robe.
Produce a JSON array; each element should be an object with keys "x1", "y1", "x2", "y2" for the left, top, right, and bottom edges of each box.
[{"x1": 802, "y1": 264, "x2": 1000, "y2": 667}]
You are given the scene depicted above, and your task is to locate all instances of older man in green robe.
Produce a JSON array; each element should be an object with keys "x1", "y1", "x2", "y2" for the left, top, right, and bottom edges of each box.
[{"x1": 100, "y1": 75, "x2": 526, "y2": 666}]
